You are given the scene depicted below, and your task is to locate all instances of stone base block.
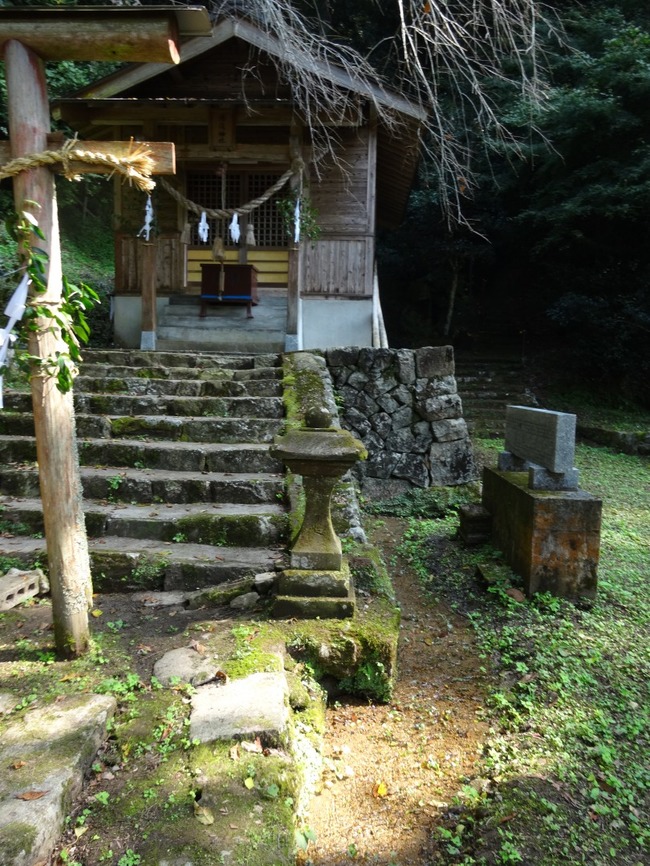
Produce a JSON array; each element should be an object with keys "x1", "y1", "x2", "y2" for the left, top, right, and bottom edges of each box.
[
  {"x1": 278, "y1": 562, "x2": 351, "y2": 598},
  {"x1": 458, "y1": 504, "x2": 492, "y2": 545},
  {"x1": 270, "y1": 578, "x2": 356, "y2": 620},
  {"x1": 482, "y1": 467, "x2": 602, "y2": 600}
]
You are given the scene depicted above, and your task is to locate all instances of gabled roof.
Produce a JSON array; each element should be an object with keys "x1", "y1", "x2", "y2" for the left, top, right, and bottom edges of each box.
[
  {"x1": 70, "y1": 14, "x2": 426, "y2": 123},
  {"x1": 56, "y1": 14, "x2": 424, "y2": 227}
]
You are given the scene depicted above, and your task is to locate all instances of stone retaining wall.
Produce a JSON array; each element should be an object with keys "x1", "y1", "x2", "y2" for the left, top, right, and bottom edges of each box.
[{"x1": 325, "y1": 346, "x2": 476, "y2": 497}]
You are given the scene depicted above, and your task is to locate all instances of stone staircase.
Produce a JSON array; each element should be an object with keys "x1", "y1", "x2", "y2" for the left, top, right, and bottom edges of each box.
[
  {"x1": 455, "y1": 354, "x2": 538, "y2": 438},
  {"x1": 0, "y1": 350, "x2": 289, "y2": 592},
  {"x1": 156, "y1": 293, "x2": 288, "y2": 353}
]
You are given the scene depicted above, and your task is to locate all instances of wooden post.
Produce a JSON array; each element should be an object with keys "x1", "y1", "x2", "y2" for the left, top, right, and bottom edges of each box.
[
  {"x1": 139, "y1": 240, "x2": 157, "y2": 350},
  {"x1": 286, "y1": 124, "x2": 303, "y2": 351},
  {"x1": 4, "y1": 39, "x2": 92, "y2": 656}
]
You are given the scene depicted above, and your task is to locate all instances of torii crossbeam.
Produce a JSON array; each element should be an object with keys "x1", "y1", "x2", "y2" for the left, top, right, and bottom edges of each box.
[{"x1": 0, "y1": 5, "x2": 211, "y2": 657}]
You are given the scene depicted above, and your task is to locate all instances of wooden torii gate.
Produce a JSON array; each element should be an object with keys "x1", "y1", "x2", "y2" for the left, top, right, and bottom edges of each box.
[{"x1": 0, "y1": 5, "x2": 211, "y2": 657}]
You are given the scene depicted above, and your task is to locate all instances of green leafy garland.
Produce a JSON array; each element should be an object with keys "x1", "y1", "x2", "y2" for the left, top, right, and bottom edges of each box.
[{"x1": 3, "y1": 207, "x2": 99, "y2": 394}]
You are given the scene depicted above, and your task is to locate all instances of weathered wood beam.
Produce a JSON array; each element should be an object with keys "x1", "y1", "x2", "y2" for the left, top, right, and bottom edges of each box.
[
  {"x1": 0, "y1": 16, "x2": 179, "y2": 64},
  {"x1": 175, "y1": 144, "x2": 291, "y2": 162},
  {"x1": 0, "y1": 138, "x2": 176, "y2": 176},
  {"x1": 0, "y1": 7, "x2": 212, "y2": 64}
]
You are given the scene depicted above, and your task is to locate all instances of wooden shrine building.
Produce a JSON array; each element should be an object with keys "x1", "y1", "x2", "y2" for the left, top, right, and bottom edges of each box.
[{"x1": 54, "y1": 12, "x2": 425, "y2": 351}]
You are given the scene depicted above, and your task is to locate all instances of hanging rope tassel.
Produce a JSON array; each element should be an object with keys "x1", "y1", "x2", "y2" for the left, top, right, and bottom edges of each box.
[
  {"x1": 180, "y1": 222, "x2": 191, "y2": 245},
  {"x1": 212, "y1": 236, "x2": 225, "y2": 262},
  {"x1": 246, "y1": 223, "x2": 256, "y2": 247}
]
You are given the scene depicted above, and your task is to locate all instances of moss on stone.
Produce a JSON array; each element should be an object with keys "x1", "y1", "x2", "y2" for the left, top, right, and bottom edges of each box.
[
  {"x1": 284, "y1": 598, "x2": 400, "y2": 702},
  {"x1": 1, "y1": 822, "x2": 37, "y2": 861}
]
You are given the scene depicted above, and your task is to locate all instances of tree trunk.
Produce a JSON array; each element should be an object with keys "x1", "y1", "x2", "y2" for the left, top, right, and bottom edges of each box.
[{"x1": 4, "y1": 39, "x2": 92, "y2": 658}]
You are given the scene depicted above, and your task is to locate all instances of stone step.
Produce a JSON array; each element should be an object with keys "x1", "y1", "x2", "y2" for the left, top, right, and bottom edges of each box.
[
  {"x1": 81, "y1": 350, "x2": 282, "y2": 370},
  {"x1": 0, "y1": 413, "x2": 283, "y2": 443},
  {"x1": 0, "y1": 466, "x2": 285, "y2": 505},
  {"x1": 75, "y1": 375, "x2": 282, "y2": 398},
  {"x1": 0, "y1": 437, "x2": 283, "y2": 473},
  {"x1": 155, "y1": 334, "x2": 286, "y2": 354},
  {"x1": 5, "y1": 390, "x2": 284, "y2": 416},
  {"x1": 77, "y1": 363, "x2": 282, "y2": 382},
  {"x1": 0, "y1": 496, "x2": 288, "y2": 547},
  {"x1": 0, "y1": 535, "x2": 284, "y2": 591}
]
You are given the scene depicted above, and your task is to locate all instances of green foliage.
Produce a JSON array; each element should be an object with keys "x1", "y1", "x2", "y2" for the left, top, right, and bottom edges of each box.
[
  {"x1": 276, "y1": 191, "x2": 321, "y2": 242},
  {"x1": 400, "y1": 437, "x2": 650, "y2": 864},
  {"x1": 2, "y1": 209, "x2": 100, "y2": 393}
]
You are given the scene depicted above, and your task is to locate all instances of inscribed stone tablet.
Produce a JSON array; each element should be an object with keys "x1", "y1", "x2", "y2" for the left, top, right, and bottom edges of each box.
[{"x1": 504, "y1": 406, "x2": 576, "y2": 473}]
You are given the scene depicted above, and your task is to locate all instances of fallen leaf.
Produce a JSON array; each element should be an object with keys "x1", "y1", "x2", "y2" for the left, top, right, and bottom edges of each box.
[
  {"x1": 91, "y1": 609, "x2": 103, "y2": 618},
  {"x1": 11, "y1": 760, "x2": 27, "y2": 770},
  {"x1": 372, "y1": 781, "x2": 388, "y2": 798},
  {"x1": 74, "y1": 826, "x2": 88, "y2": 839},
  {"x1": 244, "y1": 777, "x2": 255, "y2": 790},
  {"x1": 498, "y1": 813, "x2": 517, "y2": 824},
  {"x1": 229, "y1": 744, "x2": 240, "y2": 761},
  {"x1": 189, "y1": 640, "x2": 206, "y2": 655},
  {"x1": 193, "y1": 801, "x2": 215, "y2": 825},
  {"x1": 229, "y1": 823, "x2": 239, "y2": 830},
  {"x1": 15, "y1": 790, "x2": 48, "y2": 800}
]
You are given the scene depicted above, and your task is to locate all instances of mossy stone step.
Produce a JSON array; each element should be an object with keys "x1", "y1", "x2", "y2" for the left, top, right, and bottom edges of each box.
[
  {"x1": 2, "y1": 497, "x2": 288, "y2": 547},
  {"x1": 0, "y1": 466, "x2": 284, "y2": 505},
  {"x1": 81, "y1": 350, "x2": 282, "y2": 370},
  {"x1": 0, "y1": 414, "x2": 284, "y2": 442},
  {"x1": 73, "y1": 376, "x2": 282, "y2": 398},
  {"x1": 0, "y1": 535, "x2": 284, "y2": 592},
  {"x1": 0, "y1": 436, "x2": 282, "y2": 472}
]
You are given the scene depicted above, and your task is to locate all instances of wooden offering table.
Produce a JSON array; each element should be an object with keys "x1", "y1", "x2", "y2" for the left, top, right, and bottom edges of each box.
[{"x1": 200, "y1": 263, "x2": 259, "y2": 318}]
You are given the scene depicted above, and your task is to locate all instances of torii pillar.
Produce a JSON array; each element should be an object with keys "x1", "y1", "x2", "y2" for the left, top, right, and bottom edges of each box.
[{"x1": 0, "y1": 6, "x2": 211, "y2": 656}]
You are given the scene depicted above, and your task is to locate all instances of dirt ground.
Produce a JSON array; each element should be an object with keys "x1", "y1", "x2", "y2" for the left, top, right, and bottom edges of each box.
[
  {"x1": 1, "y1": 515, "x2": 488, "y2": 866},
  {"x1": 304, "y1": 517, "x2": 489, "y2": 865}
]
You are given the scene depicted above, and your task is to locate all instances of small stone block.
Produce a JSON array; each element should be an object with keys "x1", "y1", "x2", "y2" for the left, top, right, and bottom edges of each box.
[
  {"x1": 528, "y1": 465, "x2": 580, "y2": 491},
  {"x1": 270, "y1": 594, "x2": 356, "y2": 620},
  {"x1": 190, "y1": 672, "x2": 289, "y2": 745},
  {"x1": 459, "y1": 505, "x2": 492, "y2": 545},
  {"x1": 278, "y1": 565, "x2": 351, "y2": 598},
  {"x1": 290, "y1": 549, "x2": 342, "y2": 571},
  {"x1": 0, "y1": 568, "x2": 42, "y2": 611}
]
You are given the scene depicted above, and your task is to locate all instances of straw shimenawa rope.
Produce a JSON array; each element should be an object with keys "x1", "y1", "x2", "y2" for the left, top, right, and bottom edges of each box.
[
  {"x1": 158, "y1": 158, "x2": 304, "y2": 219},
  {"x1": 0, "y1": 139, "x2": 156, "y2": 192}
]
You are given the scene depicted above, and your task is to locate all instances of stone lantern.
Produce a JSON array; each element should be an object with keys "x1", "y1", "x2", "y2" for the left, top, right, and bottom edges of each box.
[{"x1": 269, "y1": 406, "x2": 366, "y2": 618}]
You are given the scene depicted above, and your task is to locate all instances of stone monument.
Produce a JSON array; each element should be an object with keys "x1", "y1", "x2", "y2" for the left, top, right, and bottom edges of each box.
[{"x1": 481, "y1": 406, "x2": 602, "y2": 601}]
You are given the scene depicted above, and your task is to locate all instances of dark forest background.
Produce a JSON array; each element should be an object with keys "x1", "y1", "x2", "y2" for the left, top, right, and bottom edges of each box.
[{"x1": 1, "y1": 0, "x2": 649, "y2": 403}]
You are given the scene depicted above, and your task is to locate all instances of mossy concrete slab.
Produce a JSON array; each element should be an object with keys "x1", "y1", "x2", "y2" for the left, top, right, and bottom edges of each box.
[
  {"x1": 0, "y1": 694, "x2": 116, "y2": 866},
  {"x1": 190, "y1": 671, "x2": 289, "y2": 745}
]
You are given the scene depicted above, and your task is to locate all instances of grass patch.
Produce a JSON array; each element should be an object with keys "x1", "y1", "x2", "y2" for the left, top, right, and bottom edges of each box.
[{"x1": 388, "y1": 440, "x2": 649, "y2": 865}]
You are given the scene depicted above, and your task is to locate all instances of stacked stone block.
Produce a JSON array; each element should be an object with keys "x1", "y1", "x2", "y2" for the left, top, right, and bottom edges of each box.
[{"x1": 325, "y1": 346, "x2": 476, "y2": 496}]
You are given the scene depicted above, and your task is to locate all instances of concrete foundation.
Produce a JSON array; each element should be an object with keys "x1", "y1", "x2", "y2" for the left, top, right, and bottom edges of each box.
[
  {"x1": 482, "y1": 467, "x2": 602, "y2": 600},
  {"x1": 301, "y1": 297, "x2": 373, "y2": 350}
]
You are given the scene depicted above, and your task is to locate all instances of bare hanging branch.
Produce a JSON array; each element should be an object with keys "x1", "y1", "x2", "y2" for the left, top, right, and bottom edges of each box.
[{"x1": 207, "y1": 0, "x2": 559, "y2": 225}]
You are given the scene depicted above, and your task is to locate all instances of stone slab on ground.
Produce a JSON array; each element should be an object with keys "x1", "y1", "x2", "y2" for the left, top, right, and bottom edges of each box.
[
  {"x1": 0, "y1": 694, "x2": 116, "y2": 866},
  {"x1": 190, "y1": 671, "x2": 289, "y2": 745},
  {"x1": 153, "y1": 646, "x2": 219, "y2": 687}
]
